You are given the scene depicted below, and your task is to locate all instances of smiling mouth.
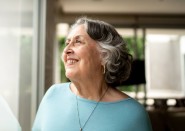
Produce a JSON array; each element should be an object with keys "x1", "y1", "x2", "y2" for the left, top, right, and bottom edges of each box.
[{"x1": 67, "y1": 59, "x2": 78, "y2": 65}]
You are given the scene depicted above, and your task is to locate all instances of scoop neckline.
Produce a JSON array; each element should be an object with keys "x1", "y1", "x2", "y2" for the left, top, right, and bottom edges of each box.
[{"x1": 66, "y1": 82, "x2": 132, "y2": 105}]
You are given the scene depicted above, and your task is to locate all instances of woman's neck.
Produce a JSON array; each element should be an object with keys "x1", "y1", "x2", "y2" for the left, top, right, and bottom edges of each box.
[{"x1": 70, "y1": 80, "x2": 109, "y2": 102}]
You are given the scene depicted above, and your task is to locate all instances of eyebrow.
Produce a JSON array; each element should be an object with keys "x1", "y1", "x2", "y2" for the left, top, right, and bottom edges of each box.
[{"x1": 66, "y1": 35, "x2": 85, "y2": 41}]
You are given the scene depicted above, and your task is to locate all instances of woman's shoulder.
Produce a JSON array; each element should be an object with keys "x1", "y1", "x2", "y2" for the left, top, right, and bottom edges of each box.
[
  {"x1": 113, "y1": 89, "x2": 145, "y2": 109},
  {"x1": 50, "y1": 82, "x2": 70, "y2": 90},
  {"x1": 116, "y1": 98, "x2": 152, "y2": 130},
  {"x1": 120, "y1": 97, "x2": 147, "y2": 113},
  {"x1": 44, "y1": 82, "x2": 70, "y2": 98},
  {"x1": 127, "y1": 99, "x2": 153, "y2": 130}
]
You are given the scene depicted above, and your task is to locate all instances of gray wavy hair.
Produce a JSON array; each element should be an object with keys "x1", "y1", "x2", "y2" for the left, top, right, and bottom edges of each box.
[{"x1": 71, "y1": 17, "x2": 132, "y2": 87}]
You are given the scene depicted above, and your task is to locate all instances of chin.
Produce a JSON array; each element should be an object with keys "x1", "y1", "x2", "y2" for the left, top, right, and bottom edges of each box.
[{"x1": 65, "y1": 71, "x2": 75, "y2": 80}]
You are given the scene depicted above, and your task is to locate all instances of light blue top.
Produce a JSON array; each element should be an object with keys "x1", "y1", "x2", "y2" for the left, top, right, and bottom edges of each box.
[{"x1": 32, "y1": 83, "x2": 152, "y2": 131}]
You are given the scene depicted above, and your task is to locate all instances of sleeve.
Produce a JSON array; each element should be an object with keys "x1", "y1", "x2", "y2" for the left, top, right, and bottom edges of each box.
[
  {"x1": 32, "y1": 84, "x2": 57, "y2": 131},
  {"x1": 132, "y1": 103, "x2": 153, "y2": 131}
]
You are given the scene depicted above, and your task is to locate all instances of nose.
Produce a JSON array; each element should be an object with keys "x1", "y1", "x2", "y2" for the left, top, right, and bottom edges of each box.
[
  {"x1": 62, "y1": 46, "x2": 73, "y2": 62},
  {"x1": 65, "y1": 49, "x2": 73, "y2": 54},
  {"x1": 63, "y1": 45, "x2": 74, "y2": 55}
]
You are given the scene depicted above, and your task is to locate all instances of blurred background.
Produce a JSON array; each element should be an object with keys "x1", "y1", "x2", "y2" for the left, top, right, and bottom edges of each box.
[{"x1": 0, "y1": 0, "x2": 185, "y2": 131}]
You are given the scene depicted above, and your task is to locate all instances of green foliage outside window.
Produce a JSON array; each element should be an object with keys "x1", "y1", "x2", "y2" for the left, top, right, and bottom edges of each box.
[
  {"x1": 58, "y1": 37, "x2": 68, "y2": 82},
  {"x1": 124, "y1": 37, "x2": 144, "y2": 60}
]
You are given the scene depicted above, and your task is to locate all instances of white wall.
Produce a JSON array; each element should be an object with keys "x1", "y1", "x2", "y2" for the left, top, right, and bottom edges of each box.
[{"x1": 146, "y1": 29, "x2": 185, "y2": 98}]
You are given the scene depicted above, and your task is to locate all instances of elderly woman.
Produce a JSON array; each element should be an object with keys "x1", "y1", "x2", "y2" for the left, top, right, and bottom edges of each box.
[{"x1": 32, "y1": 17, "x2": 152, "y2": 131}]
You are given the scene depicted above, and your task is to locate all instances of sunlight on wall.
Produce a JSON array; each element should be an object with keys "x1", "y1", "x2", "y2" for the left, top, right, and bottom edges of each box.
[{"x1": 146, "y1": 29, "x2": 185, "y2": 98}]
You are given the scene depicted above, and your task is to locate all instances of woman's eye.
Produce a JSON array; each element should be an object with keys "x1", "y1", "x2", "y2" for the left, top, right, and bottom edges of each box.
[
  {"x1": 75, "y1": 39, "x2": 81, "y2": 43},
  {"x1": 65, "y1": 41, "x2": 69, "y2": 46}
]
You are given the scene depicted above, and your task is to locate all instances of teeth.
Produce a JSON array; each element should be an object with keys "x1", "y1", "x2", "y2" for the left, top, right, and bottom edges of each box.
[{"x1": 67, "y1": 59, "x2": 77, "y2": 64}]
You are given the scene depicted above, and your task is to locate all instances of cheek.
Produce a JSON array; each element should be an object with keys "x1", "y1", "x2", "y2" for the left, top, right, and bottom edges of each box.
[
  {"x1": 92, "y1": 49, "x2": 102, "y2": 62},
  {"x1": 84, "y1": 50, "x2": 102, "y2": 66}
]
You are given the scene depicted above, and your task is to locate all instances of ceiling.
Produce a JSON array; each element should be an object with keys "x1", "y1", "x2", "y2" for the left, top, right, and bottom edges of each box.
[
  {"x1": 59, "y1": 0, "x2": 185, "y2": 14},
  {"x1": 56, "y1": 0, "x2": 185, "y2": 28}
]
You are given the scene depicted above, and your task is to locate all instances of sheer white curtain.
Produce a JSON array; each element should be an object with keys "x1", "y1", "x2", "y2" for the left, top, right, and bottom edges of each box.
[
  {"x1": 0, "y1": 0, "x2": 46, "y2": 130},
  {"x1": 0, "y1": 96, "x2": 21, "y2": 131}
]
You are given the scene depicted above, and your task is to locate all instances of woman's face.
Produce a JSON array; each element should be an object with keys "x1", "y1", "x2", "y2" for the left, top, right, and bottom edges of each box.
[{"x1": 62, "y1": 25, "x2": 102, "y2": 81}]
